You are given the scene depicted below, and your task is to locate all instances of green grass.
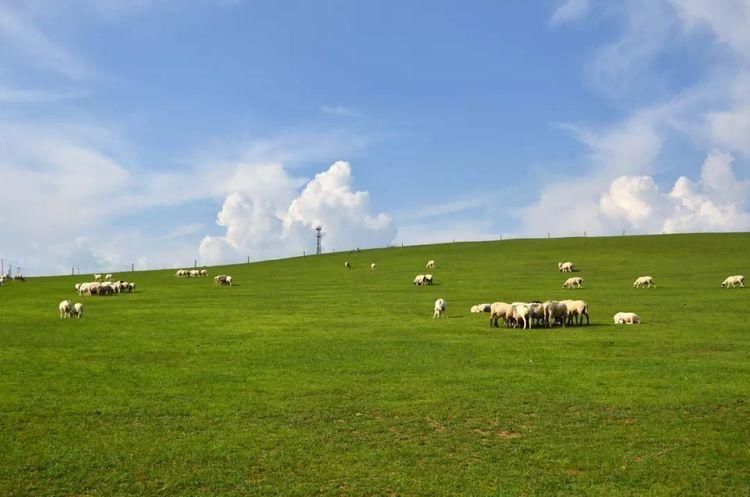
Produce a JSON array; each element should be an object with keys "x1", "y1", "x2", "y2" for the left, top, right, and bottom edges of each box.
[{"x1": 1, "y1": 233, "x2": 749, "y2": 496}]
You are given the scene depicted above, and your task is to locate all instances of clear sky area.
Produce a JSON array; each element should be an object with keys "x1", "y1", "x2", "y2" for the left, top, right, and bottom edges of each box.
[{"x1": 1, "y1": 0, "x2": 748, "y2": 274}]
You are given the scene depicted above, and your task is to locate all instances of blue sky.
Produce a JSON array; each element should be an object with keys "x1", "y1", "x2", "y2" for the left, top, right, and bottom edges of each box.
[{"x1": 1, "y1": 0, "x2": 749, "y2": 275}]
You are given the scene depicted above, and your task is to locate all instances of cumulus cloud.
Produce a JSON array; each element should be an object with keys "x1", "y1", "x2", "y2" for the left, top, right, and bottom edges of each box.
[
  {"x1": 199, "y1": 161, "x2": 396, "y2": 264},
  {"x1": 596, "y1": 151, "x2": 749, "y2": 233}
]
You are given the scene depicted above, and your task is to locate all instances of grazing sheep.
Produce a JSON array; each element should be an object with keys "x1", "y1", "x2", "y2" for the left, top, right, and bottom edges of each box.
[
  {"x1": 558, "y1": 261, "x2": 574, "y2": 272},
  {"x1": 71, "y1": 302, "x2": 84, "y2": 319},
  {"x1": 74, "y1": 283, "x2": 81, "y2": 292},
  {"x1": 511, "y1": 303, "x2": 531, "y2": 330},
  {"x1": 344, "y1": 261, "x2": 352, "y2": 269},
  {"x1": 489, "y1": 302, "x2": 513, "y2": 327},
  {"x1": 58, "y1": 300, "x2": 72, "y2": 319},
  {"x1": 226, "y1": 276, "x2": 233, "y2": 286},
  {"x1": 470, "y1": 303, "x2": 492, "y2": 313},
  {"x1": 370, "y1": 263, "x2": 376, "y2": 270},
  {"x1": 633, "y1": 276, "x2": 655, "y2": 288},
  {"x1": 413, "y1": 274, "x2": 426, "y2": 286},
  {"x1": 559, "y1": 299, "x2": 590, "y2": 325},
  {"x1": 528, "y1": 302, "x2": 545, "y2": 327},
  {"x1": 94, "y1": 274, "x2": 102, "y2": 282},
  {"x1": 433, "y1": 298, "x2": 447, "y2": 318},
  {"x1": 721, "y1": 275, "x2": 744, "y2": 288},
  {"x1": 614, "y1": 312, "x2": 640, "y2": 325},
  {"x1": 423, "y1": 274, "x2": 434, "y2": 285},
  {"x1": 0, "y1": 275, "x2": 5, "y2": 285},
  {"x1": 199, "y1": 269, "x2": 208, "y2": 277},
  {"x1": 214, "y1": 275, "x2": 227, "y2": 286},
  {"x1": 426, "y1": 260, "x2": 436, "y2": 269},
  {"x1": 105, "y1": 274, "x2": 113, "y2": 282},
  {"x1": 189, "y1": 269, "x2": 200, "y2": 278},
  {"x1": 545, "y1": 301, "x2": 568, "y2": 327},
  {"x1": 128, "y1": 282, "x2": 136, "y2": 293},
  {"x1": 563, "y1": 276, "x2": 584, "y2": 289}
]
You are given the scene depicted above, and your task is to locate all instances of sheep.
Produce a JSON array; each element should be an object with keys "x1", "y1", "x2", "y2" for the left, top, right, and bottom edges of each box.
[
  {"x1": 105, "y1": 274, "x2": 113, "y2": 282},
  {"x1": 471, "y1": 303, "x2": 492, "y2": 314},
  {"x1": 423, "y1": 274, "x2": 434, "y2": 285},
  {"x1": 511, "y1": 303, "x2": 531, "y2": 330},
  {"x1": 74, "y1": 283, "x2": 81, "y2": 292},
  {"x1": 426, "y1": 260, "x2": 436, "y2": 269},
  {"x1": 526, "y1": 302, "x2": 545, "y2": 327},
  {"x1": 71, "y1": 302, "x2": 84, "y2": 319},
  {"x1": 545, "y1": 301, "x2": 568, "y2": 327},
  {"x1": 563, "y1": 276, "x2": 583, "y2": 289},
  {"x1": 633, "y1": 276, "x2": 655, "y2": 288},
  {"x1": 226, "y1": 276, "x2": 233, "y2": 286},
  {"x1": 58, "y1": 300, "x2": 72, "y2": 319},
  {"x1": 433, "y1": 298, "x2": 447, "y2": 318},
  {"x1": 413, "y1": 274, "x2": 426, "y2": 286},
  {"x1": 721, "y1": 275, "x2": 744, "y2": 288},
  {"x1": 614, "y1": 312, "x2": 640, "y2": 325},
  {"x1": 558, "y1": 261, "x2": 574, "y2": 272},
  {"x1": 214, "y1": 275, "x2": 232, "y2": 286},
  {"x1": 0, "y1": 275, "x2": 5, "y2": 285},
  {"x1": 94, "y1": 274, "x2": 102, "y2": 282},
  {"x1": 489, "y1": 302, "x2": 513, "y2": 327},
  {"x1": 370, "y1": 263, "x2": 376, "y2": 270},
  {"x1": 189, "y1": 269, "x2": 201, "y2": 278},
  {"x1": 344, "y1": 261, "x2": 352, "y2": 269},
  {"x1": 128, "y1": 282, "x2": 136, "y2": 293},
  {"x1": 200, "y1": 269, "x2": 208, "y2": 277},
  {"x1": 559, "y1": 299, "x2": 590, "y2": 325}
]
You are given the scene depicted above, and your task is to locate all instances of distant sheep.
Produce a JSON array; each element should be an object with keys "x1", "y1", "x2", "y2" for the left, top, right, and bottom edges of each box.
[
  {"x1": 344, "y1": 261, "x2": 352, "y2": 269},
  {"x1": 559, "y1": 299, "x2": 590, "y2": 325},
  {"x1": 563, "y1": 276, "x2": 583, "y2": 289},
  {"x1": 200, "y1": 269, "x2": 208, "y2": 277},
  {"x1": 105, "y1": 274, "x2": 113, "y2": 282},
  {"x1": 94, "y1": 274, "x2": 102, "y2": 282},
  {"x1": 426, "y1": 260, "x2": 436, "y2": 269},
  {"x1": 511, "y1": 303, "x2": 531, "y2": 330},
  {"x1": 633, "y1": 276, "x2": 655, "y2": 288},
  {"x1": 413, "y1": 274, "x2": 426, "y2": 286},
  {"x1": 71, "y1": 302, "x2": 84, "y2": 319},
  {"x1": 489, "y1": 302, "x2": 513, "y2": 328},
  {"x1": 423, "y1": 274, "x2": 434, "y2": 285},
  {"x1": 545, "y1": 301, "x2": 568, "y2": 327},
  {"x1": 614, "y1": 312, "x2": 640, "y2": 325},
  {"x1": 58, "y1": 300, "x2": 72, "y2": 319},
  {"x1": 370, "y1": 263, "x2": 376, "y2": 270},
  {"x1": 214, "y1": 275, "x2": 231, "y2": 286},
  {"x1": 433, "y1": 298, "x2": 447, "y2": 318},
  {"x1": 470, "y1": 303, "x2": 492, "y2": 314},
  {"x1": 558, "y1": 261, "x2": 574, "y2": 272},
  {"x1": 721, "y1": 275, "x2": 744, "y2": 288}
]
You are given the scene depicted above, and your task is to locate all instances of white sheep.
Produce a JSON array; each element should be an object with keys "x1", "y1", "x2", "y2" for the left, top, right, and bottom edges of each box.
[
  {"x1": 489, "y1": 302, "x2": 513, "y2": 327},
  {"x1": 563, "y1": 276, "x2": 583, "y2": 289},
  {"x1": 128, "y1": 282, "x2": 136, "y2": 293},
  {"x1": 58, "y1": 300, "x2": 72, "y2": 319},
  {"x1": 633, "y1": 276, "x2": 655, "y2": 288},
  {"x1": 424, "y1": 274, "x2": 434, "y2": 285},
  {"x1": 559, "y1": 299, "x2": 590, "y2": 325},
  {"x1": 558, "y1": 261, "x2": 574, "y2": 272},
  {"x1": 189, "y1": 269, "x2": 200, "y2": 278},
  {"x1": 545, "y1": 301, "x2": 568, "y2": 327},
  {"x1": 614, "y1": 312, "x2": 640, "y2": 325},
  {"x1": 71, "y1": 302, "x2": 84, "y2": 319},
  {"x1": 226, "y1": 276, "x2": 233, "y2": 286},
  {"x1": 470, "y1": 303, "x2": 492, "y2": 314},
  {"x1": 413, "y1": 274, "x2": 426, "y2": 286},
  {"x1": 105, "y1": 274, "x2": 113, "y2": 282},
  {"x1": 200, "y1": 269, "x2": 208, "y2": 277},
  {"x1": 370, "y1": 263, "x2": 376, "y2": 270},
  {"x1": 511, "y1": 303, "x2": 531, "y2": 330},
  {"x1": 433, "y1": 298, "x2": 447, "y2": 318},
  {"x1": 721, "y1": 275, "x2": 744, "y2": 288},
  {"x1": 344, "y1": 261, "x2": 352, "y2": 269},
  {"x1": 94, "y1": 274, "x2": 102, "y2": 282},
  {"x1": 426, "y1": 260, "x2": 436, "y2": 269}
]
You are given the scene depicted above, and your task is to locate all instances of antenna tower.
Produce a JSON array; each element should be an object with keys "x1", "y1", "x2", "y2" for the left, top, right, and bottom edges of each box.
[{"x1": 315, "y1": 225, "x2": 323, "y2": 255}]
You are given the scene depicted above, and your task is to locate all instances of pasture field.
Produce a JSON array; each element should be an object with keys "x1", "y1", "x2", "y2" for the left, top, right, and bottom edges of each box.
[{"x1": 1, "y1": 233, "x2": 749, "y2": 496}]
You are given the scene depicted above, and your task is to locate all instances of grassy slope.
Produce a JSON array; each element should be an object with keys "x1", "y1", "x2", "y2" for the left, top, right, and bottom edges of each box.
[{"x1": 0, "y1": 233, "x2": 748, "y2": 496}]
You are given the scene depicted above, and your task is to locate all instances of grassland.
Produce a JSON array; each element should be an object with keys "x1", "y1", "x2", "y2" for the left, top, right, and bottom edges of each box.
[{"x1": 1, "y1": 233, "x2": 749, "y2": 496}]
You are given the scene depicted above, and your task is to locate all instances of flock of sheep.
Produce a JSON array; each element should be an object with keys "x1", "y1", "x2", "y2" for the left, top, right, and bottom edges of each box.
[
  {"x1": 48, "y1": 252, "x2": 746, "y2": 322},
  {"x1": 421, "y1": 259, "x2": 744, "y2": 329}
]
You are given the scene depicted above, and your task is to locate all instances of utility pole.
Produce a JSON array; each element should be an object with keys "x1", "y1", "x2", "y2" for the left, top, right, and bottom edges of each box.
[
  {"x1": 315, "y1": 226, "x2": 323, "y2": 255},
  {"x1": 0, "y1": 258, "x2": 4, "y2": 275}
]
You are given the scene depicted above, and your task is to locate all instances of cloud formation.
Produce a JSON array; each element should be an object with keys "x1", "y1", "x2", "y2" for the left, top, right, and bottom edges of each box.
[{"x1": 199, "y1": 161, "x2": 397, "y2": 264}]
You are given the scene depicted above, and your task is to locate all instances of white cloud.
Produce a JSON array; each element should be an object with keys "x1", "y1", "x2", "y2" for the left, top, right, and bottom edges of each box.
[
  {"x1": 321, "y1": 105, "x2": 357, "y2": 117},
  {"x1": 199, "y1": 161, "x2": 397, "y2": 264},
  {"x1": 550, "y1": 0, "x2": 590, "y2": 26}
]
